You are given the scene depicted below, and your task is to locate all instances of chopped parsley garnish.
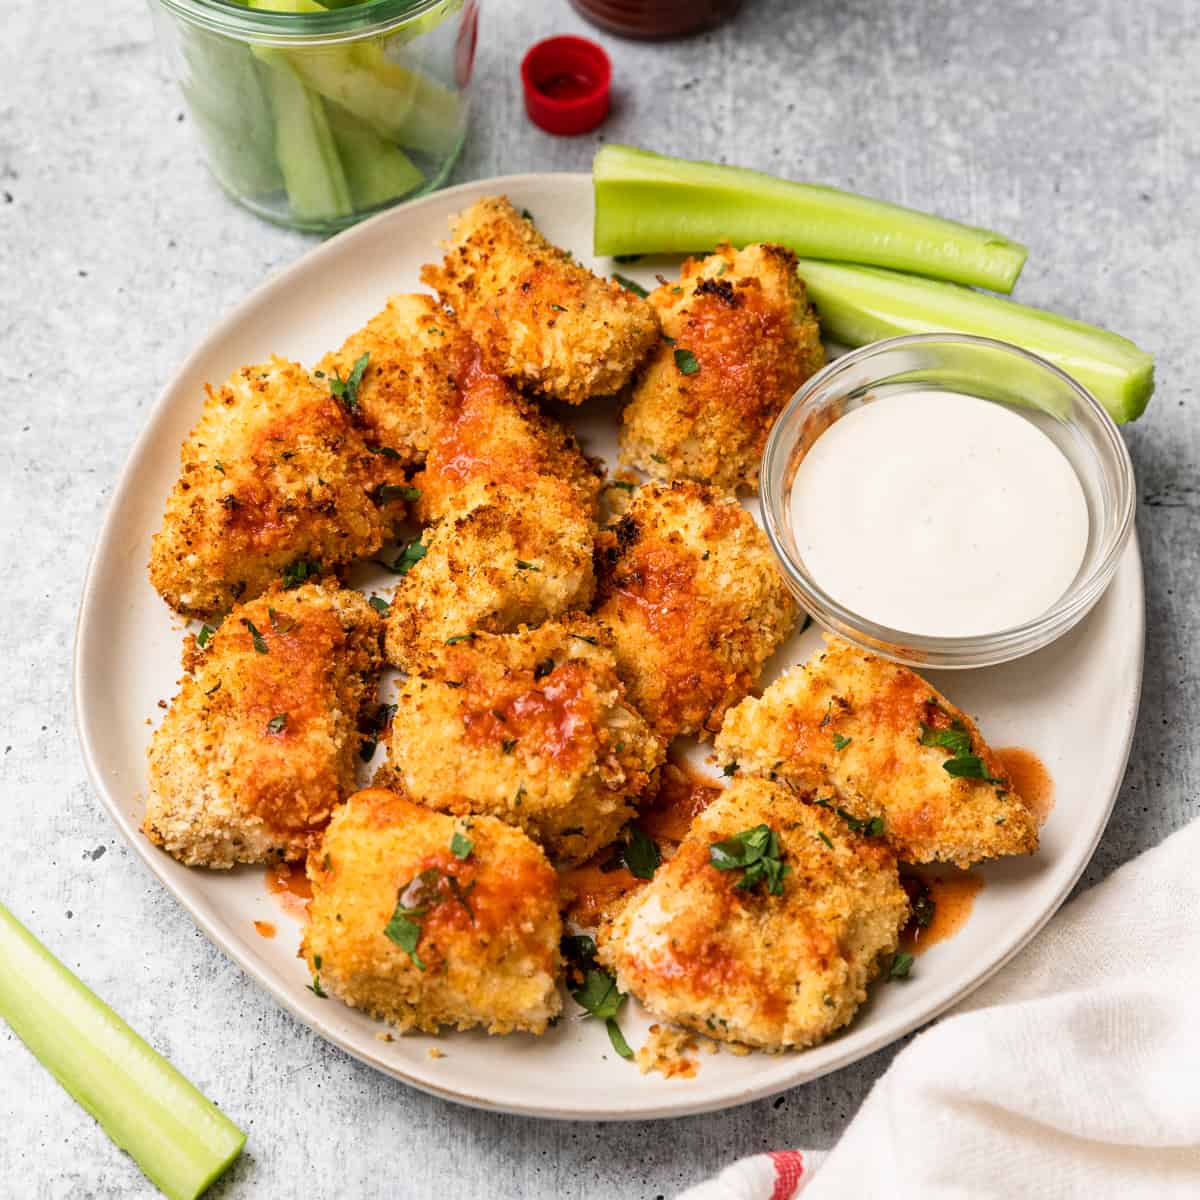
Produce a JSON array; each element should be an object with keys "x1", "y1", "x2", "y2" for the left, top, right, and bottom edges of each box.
[
  {"x1": 911, "y1": 885, "x2": 936, "y2": 929},
  {"x1": 368, "y1": 595, "x2": 390, "y2": 617},
  {"x1": 561, "y1": 935, "x2": 633, "y2": 1060},
  {"x1": 709, "y1": 824, "x2": 790, "y2": 895},
  {"x1": 376, "y1": 540, "x2": 427, "y2": 575},
  {"x1": 836, "y1": 808, "x2": 884, "y2": 838},
  {"x1": 268, "y1": 606, "x2": 295, "y2": 634},
  {"x1": 358, "y1": 702, "x2": 396, "y2": 761},
  {"x1": 282, "y1": 559, "x2": 319, "y2": 589},
  {"x1": 550, "y1": 303, "x2": 567, "y2": 312},
  {"x1": 722, "y1": 761, "x2": 740, "y2": 777},
  {"x1": 373, "y1": 483, "x2": 421, "y2": 504},
  {"x1": 620, "y1": 827, "x2": 660, "y2": 880},
  {"x1": 817, "y1": 830, "x2": 834, "y2": 850},
  {"x1": 450, "y1": 831, "x2": 474, "y2": 860},
  {"x1": 650, "y1": 453, "x2": 666, "y2": 463},
  {"x1": 368, "y1": 444, "x2": 402, "y2": 459},
  {"x1": 515, "y1": 560, "x2": 540, "y2": 571},
  {"x1": 197, "y1": 623, "x2": 216, "y2": 649},
  {"x1": 266, "y1": 713, "x2": 287, "y2": 735},
  {"x1": 329, "y1": 352, "x2": 369, "y2": 413},
  {"x1": 919, "y1": 720, "x2": 1001, "y2": 781},
  {"x1": 889, "y1": 952, "x2": 914, "y2": 980},
  {"x1": 533, "y1": 657, "x2": 555, "y2": 680},
  {"x1": 832, "y1": 734, "x2": 852, "y2": 751},
  {"x1": 713, "y1": 260, "x2": 728, "y2": 276},
  {"x1": 213, "y1": 460, "x2": 225, "y2": 474},
  {"x1": 520, "y1": 208, "x2": 534, "y2": 221},
  {"x1": 608, "y1": 479, "x2": 635, "y2": 492},
  {"x1": 613, "y1": 274, "x2": 649, "y2": 298},
  {"x1": 674, "y1": 348, "x2": 700, "y2": 374},
  {"x1": 205, "y1": 681, "x2": 221, "y2": 696},
  {"x1": 501, "y1": 738, "x2": 517, "y2": 754},
  {"x1": 445, "y1": 633, "x2": 476, "y2": 645},
  {"x1": 384, "y1": 867, "x2": 446, "y2": 971},
  {"x1": 240, "y1": 618, "x2": 267, "y2": 654},
  {"x1": 572, "y1": 633, "x2": 598, "y2": 645},
  {"x1": 306, "y1": 973, "x2": 327, "y2": 998}
]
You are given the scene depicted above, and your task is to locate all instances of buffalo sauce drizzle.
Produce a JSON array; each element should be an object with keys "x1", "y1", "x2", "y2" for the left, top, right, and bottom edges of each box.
[
  {"x1": 900, "y1": 871, "x2": 984, "y2": 955},
  {"x1": 265, "y1": 861, "x2": 312, "y2": 919},
  {"x1": 995, "y1": 746, "x2": 1055, "y2": 825}
]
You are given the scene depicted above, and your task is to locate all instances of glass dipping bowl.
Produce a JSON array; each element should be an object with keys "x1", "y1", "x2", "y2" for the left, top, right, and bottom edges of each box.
[
  {"x1": 759, "y1": 334, "x2": 1136, "y2": 669},
  {"x1": 148, "y1": 0, "x2": 477, "y2": 234}
]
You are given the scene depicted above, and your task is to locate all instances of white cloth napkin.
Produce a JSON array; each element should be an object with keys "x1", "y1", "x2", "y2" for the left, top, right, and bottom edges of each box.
[{"x1": 681, "y1": 819, "x2": 1200, "y2": 1199}]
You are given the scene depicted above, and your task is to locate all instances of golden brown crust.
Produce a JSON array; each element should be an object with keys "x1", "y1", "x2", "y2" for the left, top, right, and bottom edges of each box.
[
  {"x1": 620, "y1": 244, "x2": 825, "y2": 494},
  {"x1": 144, "y1": 583, "x2": 384, "y2": 868},
  {"x1": 592, "y1": 481, "x2": 798, "y2": 741},
  {"x1": 715, "y1": 636, "x2": 1039, "y2": 867},
  {"x1": 420, "y1": 196, "x2": 660, "y2": 404},
  {"x1": 301, "y1": 788, "x2": 562, "y2": 1035},
  {"x1": 383, "y1": 476, "x2": 596, "y2": 672},
  {"x1": 148, "y1": 357, "x2": 407, "y2": 619},
  {"x1": 388, "y1": 619, "x2": 664, "y2": 866},
  {"x1": 598, "y1": 776, "x2": 908, "y2": 1051},
  {"x1": 315, "y1": 293, "x2": 459, "y2": 466}
]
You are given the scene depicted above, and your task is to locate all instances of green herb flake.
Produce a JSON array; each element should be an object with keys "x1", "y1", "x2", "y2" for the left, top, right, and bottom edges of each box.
[
  {"x1": 613, "y1": 274, "x2": 649, "y2": 298},
  {"x1": 550, "y1": 304, "x2": 567, "y2": 312},
  {"x1": 621, "y1": 827, "x2": 660, "y2": 880},
  {"x1": 501, "y1": 738, "x2": 517, "y2": 754},
  {"x1": 374, "y1": 483, "x2": 421, "y2": 504},
  {"x1": 205, "y1": 681, "x2": 221, "y2": 697},
  {"x1": 240, "y1": 618, "x2": 268, "y2": 654},
  {"x1": 384, "y1": 867, "x2": 443, "y2": 971},
  {"x1": 445, "y1": 633, "x2": 476, "y2": 645},
  {"x1": 213, "y1": 460, "x2": 225, "y2": 474},
  {"x1": 197, "y1": 623, "x2": 216, "y2": 649},
  {"x1": 266, "y1": 713, "x2": 288, "y2": 735},
  {"x1": 520, "y1": 208, "x2": 534, "y2": 221},
  {"x1": 376, "y1": 540, "x2": 427, "y2": 575},
  {"x1": 919, "y1": 721, "x2": 972, "y2": 757},
  {"x1": 889, "y1": 952, "x2": 914, "y2": 980},
  {"x1": 307, "y1": 975, "x2": 327, "y2": 998},
  {"x1": 533, "y1": 657, "x2": 555, "y2": 680},
  {"x1": 572, "y1": 633, "x2": 599, "y2": 645},
  {"x1": 608, "y1": 479, "x2": 635, "y2": 492},
  {"x1": 282, "y1": 559, "x2": 319, "y2": 589},
  {"x1": 708, "y1": 824, "x2": 791, "y2": 896},
  {"x1": 368, "y1": 595, "x2": 390, "y2": 617},
  {"x1": 368, "y1": 444, "x2": 402, "y2": 459},
  {"x1": 832, "y1": 734, "x2": 852, "y2": 751},
  {"x1": 450, "y1": 831, "x2": 474, "y2": 860},
  {"x1": 673, "y1": 348, "x2": 700, "y2": 376},
  {"x1": 606, "y1": 1018, "x2": 634, "y2": 1060},
  {"x1": 817, "y1": 830, "x2": 834, "y2": 850},
  {"x1": 515, "y1": 560, "x2": 541, "y2": 572},
  {"x1": 268, "y1": 606, "x2": 295, "y2": 634},
  {"x1": 329, "y1": 352, "x2": 369, "y2": 413},
  {"x1": 722, "y1": 761, "x2": 740, "y2": 777}
]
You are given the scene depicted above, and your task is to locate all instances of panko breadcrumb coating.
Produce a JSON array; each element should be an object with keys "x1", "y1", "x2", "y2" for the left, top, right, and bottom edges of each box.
[
  {"x1": 301, "y1": 789, "x2": 562, "y2": 1035},
  {"x1": 414, "y1": 340, "x2": 601, "y2": 523},
  {"x1": 593, "y1": 481, "x2": 798, "y2": 741},
  {"x1": 144, "y1": 584, "x2": 383, "y2": 868},
  {"x1": 149, "y1": 356, "x2": 408, "y2": 619},
  {"x1": 715, "y1": 637, "x2": 1039, "y2": 867},
  {"x1": 597, "y1": 776, "x2": 908, "y2": 1051},
  {"x1": 384, "y1": 476, "x2": 596, "y2": 671},
  {"x1": 421, "y1": 196, "x2": 659, "y2": 404},
  {"x1": 620, "y1": 243, "x2": 824, "y2": 493},
  {"x1": 315, "y1": 293, "x2": 459, "y2": 465},
  {"x1": 388, "y1": 620, "x2": 664, "y2": 866}
]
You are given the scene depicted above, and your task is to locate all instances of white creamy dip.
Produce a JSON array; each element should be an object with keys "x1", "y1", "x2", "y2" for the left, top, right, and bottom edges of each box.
[{"x1": 787, "y1": 390, "x2": 1090, "y2": 638}]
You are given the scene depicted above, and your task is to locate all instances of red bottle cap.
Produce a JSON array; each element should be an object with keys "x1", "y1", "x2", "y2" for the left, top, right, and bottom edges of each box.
[{"x1": 521, "y1": 35, "x2": 612, "y2": 136}]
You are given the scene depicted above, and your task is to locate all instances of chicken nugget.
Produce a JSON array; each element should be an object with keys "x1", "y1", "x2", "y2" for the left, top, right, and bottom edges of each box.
[
  {"x1": 593, "y1": 481, "x2": 798, "y2": 741},
  {"x1": 414, "y1": 340, "x2": 601, "y2": 523},
  {"x1": 384, "y1": 476, "x2": 595, "y2": 671},
  {"x1": 149, "y1": 356, "x2": 407, "y2": 619},
  {"x1": 315, "y1": 293, "x2": 459, "y2": 465},
  {"x1": 301, "y1": 789, "x2": 562, "y2": 1035},
  {"x1": 388, "y1": 620, "x2": 663, "y2": 866},
  {"x1": 620, "y1": 243, "x2": 824, "y2": 494},
  {"x1": 715, "y1": 636, "x2": 1039, "y2": 867},
  {"x1": 597, "y1": 776, "x2": 908, "y2": 1051},
  {"x1": 144, "y1": 583, "x2": 384, "y2": 868},
  {"x1": 421, "y1": 196, "x2": 659, "y2": 404}
]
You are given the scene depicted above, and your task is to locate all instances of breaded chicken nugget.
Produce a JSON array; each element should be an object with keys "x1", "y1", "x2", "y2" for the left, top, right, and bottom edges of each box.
[
  {"x1": 149, "y1": 356, "x2": 408, "y2": 619},
  {"x1": 414, "y1": 340, "x2": 601, "y2": 523},
  {"x1": 420, "y1": 196, "x2": 659, "y2": 404},
  {"x1": 144, "y1": 583, "x2": 383, "y2": 868},
  {"x1": 388, "y1": 620, "x2": 664, "y2": 866},
  {"x1": 315, "y1": 293, "x2": 459, "y2": 465},
  {"x1": 620, "y1": 243, "x2": 824, "y2": 493},
  {"x1": 301, "y1": 789, "x2": 562, "y2": 1035},
  {"x1": 597, "y1": 776, "x2": 908, "y2": 1051},
  {"x1": 593, "y1": 481, "x2": 798, "y2": 741},
  {"x1": 384, "y1": 476, "x2": 595, "y2": 671},
  {"x1": 715, "y1": 637, "x2": 1039, "y2": 868}
]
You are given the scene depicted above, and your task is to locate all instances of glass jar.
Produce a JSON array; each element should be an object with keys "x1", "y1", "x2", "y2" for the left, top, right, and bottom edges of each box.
[{"x1": 148, "y1": 0, "x2": 477, "y2": 234}]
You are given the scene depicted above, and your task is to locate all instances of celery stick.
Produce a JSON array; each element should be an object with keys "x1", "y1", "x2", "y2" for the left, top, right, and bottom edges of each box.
[
  {"x1": 325, "y1": 102, "x2": 424, "y2": 208},
  {"x1": 0, "y1": 902, "x2": 244, "y2": 1200},
  {"x1": 795, "y1": 258, "x2": 1154, "y2": 422},
  {"x1": 258, "y1": 54, "x2": 352, "y2": 222},
  {"x1": 593, "y1": 144, "x2": 1028, "y2": 294}
]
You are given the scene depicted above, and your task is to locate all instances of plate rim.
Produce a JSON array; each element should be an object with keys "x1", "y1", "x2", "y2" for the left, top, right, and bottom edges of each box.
[{"x1": 72, "y1": 171, "x2": 1146, "y2": 1120}]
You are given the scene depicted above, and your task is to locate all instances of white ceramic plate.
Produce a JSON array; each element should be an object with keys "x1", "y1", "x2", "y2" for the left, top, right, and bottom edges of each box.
[{"x1": 74, "y1": 173, "x2": 1144, "y2": 1120}]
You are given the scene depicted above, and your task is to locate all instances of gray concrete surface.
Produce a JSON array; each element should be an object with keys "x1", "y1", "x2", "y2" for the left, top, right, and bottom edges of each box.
[{"x1": 1, "y1": 0, "x2": 1197, "y2": 1195}]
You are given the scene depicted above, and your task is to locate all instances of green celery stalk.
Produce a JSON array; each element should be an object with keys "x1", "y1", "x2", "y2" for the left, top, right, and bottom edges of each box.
[
  {"x1": 593, "y1": 144, "x2": 1028, "y2": 294},
  {"x1": 258, "y1": 53, "x2": 353, "y2": 221},
  {"x1": 0, "y1": 902, "x2": 245, "y2": 1200},
  {"x1": 325, "y1": 102, "x2": 424, "y2": 208},
  {"x1": 795, "y1": 258, "x2": 1154, "y2": 422}
]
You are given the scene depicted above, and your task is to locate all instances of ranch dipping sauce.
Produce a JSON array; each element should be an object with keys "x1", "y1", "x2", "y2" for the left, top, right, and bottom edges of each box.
[{"x1": 788, "y1": 390, "x2": 1090, "y2": 638}]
